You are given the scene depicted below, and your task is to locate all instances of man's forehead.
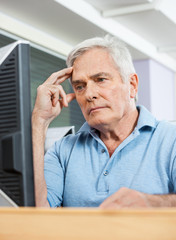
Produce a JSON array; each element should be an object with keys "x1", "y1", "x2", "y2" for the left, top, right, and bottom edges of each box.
[
  {"x1": 71, "y1": 71, "x2": 114, "y2": 83},
  {"x1": 71, "y1": 48, "x2": 120, "y2": 82},
  {"x1": 73, "y1": 48, "x2": 113, "y2": 66},
  {"x1": 73, "y1": 51, "x2": 118, "y2": 73}
]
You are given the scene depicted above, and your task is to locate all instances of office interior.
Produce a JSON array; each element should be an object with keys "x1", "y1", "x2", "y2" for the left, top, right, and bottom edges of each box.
[
  {"x1": 0, "y1": 0, "x2": 176, "y2": 125},
  {"x1": 0, "y1": 0, "x2": 176, "y2": 239}
]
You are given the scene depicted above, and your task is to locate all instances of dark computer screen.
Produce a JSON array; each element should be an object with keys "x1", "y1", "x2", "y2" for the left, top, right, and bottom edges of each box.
[{"x1": 0, "y1": 40, "x2": 35, "y2": 206}]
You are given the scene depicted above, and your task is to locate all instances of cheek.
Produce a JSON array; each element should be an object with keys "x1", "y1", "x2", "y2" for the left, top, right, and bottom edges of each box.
[
  {"x1": 104, "y1": 86, "x2": 129, "y2": 105},
  {"x1": 75, "y1": 95, "x2": 86, "y2": 111},
  {"x1": 102, "y1": 86, "x2": 119, "y2": 101}
]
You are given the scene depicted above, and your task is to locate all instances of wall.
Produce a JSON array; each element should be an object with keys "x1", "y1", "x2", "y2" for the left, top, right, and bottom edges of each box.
[{"x1": 134, "y1": 59, "x2": 175, "y2": 121}]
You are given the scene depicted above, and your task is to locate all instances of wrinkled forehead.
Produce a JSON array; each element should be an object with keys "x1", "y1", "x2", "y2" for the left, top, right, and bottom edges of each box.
[
  {"x1": 72, "y1": 48, "x2": 119, "y2": 79},
  {"x1": 67, "y1": 46, "x2": 108, "y2": 67}
]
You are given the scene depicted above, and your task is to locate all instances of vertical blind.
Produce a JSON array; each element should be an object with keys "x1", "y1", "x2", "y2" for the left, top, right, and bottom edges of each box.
[{"x1": 0, "y1": 34, "x2": 85, "y2": 132}]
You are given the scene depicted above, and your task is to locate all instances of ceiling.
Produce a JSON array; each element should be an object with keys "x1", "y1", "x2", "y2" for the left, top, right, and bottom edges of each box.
[{"x1": 0, "y1": 0, "x2": 176, "y2": 71}]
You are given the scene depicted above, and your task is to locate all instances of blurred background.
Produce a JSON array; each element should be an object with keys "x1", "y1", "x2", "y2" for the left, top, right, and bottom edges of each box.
[{"x1": 0, "y1": 0, "x2": 176, "y2": 131}]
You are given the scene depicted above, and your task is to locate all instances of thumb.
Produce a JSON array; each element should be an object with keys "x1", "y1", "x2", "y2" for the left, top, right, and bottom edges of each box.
[{"x1": 66, "y1": 93, "x2": 76, "y2": 104}]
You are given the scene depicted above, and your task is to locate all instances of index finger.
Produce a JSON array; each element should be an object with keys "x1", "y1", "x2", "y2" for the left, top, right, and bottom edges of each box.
[{"x1": 44, "y1": 67, "x2": 73, "y2": 85}]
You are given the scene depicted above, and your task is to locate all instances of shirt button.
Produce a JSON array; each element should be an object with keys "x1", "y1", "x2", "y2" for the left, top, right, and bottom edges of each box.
[
  {"x1": 101, "y1": 149, "x2": 105, "y2": 153},
  {"x1": 103, "y1": 170, "x2": 109, "y2": 176}
]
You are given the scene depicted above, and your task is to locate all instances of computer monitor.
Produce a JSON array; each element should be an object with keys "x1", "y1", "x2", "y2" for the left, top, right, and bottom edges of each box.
[{"x1": 0, "y1": 40, "x2": 35, "y2": 206}]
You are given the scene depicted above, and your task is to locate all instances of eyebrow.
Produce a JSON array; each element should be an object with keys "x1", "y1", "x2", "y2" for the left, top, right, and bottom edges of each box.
[
  {"x1": 72, "y1": 72, "x2": 112, "y2": 85},
  {"x1": 90, "y1": 72, "x2": 112, "y2": 79},
  {"x1": 71, "y1": 79, "x2": 85, "y2": 85}
]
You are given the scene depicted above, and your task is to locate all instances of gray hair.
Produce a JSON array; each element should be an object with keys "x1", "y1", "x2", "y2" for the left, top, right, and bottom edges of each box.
[{"x1": 66, "y1": 34, "x2": 136, "y2": 83}]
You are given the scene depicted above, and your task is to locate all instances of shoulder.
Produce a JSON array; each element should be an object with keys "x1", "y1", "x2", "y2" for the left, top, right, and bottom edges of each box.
[
  {"x1": 45, "y1": 126, "x2": 93, "y2": 159},
  {"x1": 58, "y1": 131, "x2": 90, "y2": 149},
  {"x1": 153, "y1": 120, "x2": 176, "y2": 150},
  {"x1": 137, "y1": 105, "x2": 176, "y2": 137},
  {"x1": 156, "y1": 121, "x2": 176, "y2": 135}
]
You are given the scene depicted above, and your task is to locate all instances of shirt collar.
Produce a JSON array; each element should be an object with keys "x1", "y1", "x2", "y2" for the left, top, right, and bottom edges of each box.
[
  {"x1": 136, "y1": 105, "x2": 158, "y2": 130},
  {"x1": 77, "y1": 105, "x2": 158, "y2": 134},
  {"x1": 77, "y1": 121, "x2": 94, "y2": 134}
]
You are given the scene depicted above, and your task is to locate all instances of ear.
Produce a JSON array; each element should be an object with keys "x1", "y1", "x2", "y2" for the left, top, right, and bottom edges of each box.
[{"x1": 129, "y1": 73, "x2": 138, "y2": 99}]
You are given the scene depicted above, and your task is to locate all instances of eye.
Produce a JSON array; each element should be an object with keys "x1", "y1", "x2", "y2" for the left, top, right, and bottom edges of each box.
[
  {"x1": 97, "y1": 78, "x2": 106, "y2": 82},
  {"x1": 75, "y1": 85, "x2": 84, "y2": 91}
]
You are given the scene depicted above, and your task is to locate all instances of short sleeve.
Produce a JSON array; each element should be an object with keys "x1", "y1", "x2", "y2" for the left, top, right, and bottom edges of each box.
[{"x1": 170, "y1": 139, "x2": 176, "y2": 193}]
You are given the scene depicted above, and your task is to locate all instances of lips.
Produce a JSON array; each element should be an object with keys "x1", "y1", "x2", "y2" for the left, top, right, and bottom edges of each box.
[{"x1": 89, "y1": 106, "x2": 106, "y2": 114}]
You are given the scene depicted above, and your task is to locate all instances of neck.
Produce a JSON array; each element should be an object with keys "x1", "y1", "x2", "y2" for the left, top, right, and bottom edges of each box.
[{"x1": 98, "y1": 107, "x2": 139, "y2": 156}]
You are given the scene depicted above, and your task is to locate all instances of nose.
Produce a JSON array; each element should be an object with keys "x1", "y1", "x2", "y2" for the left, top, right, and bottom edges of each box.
[{"x1": 85, "y1": 81, "x2": 98, "y2": 102}]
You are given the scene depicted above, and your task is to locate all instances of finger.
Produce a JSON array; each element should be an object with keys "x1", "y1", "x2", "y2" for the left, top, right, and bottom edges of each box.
[
  {"x1": 66, "y1": 93, "x2": 76, "y2": 104},
  {"x1": 99, "y1": 198, "x2": 119, "y2": 209},
  {"x1": 102, "y1": 188, "x2": 128, "y2": 205},
  {"x1": 51, "y1": 91, "x2": 59, "y2": 107},
  {"x1": 60, "y1": 93, "x2": 76, "y2": 109},
  {"x1": 44, "y1": 67, "x2": 73, "y2": 85},
  {"x1": 48, "y1": 85, "x2": 67, "y2": 107},
  {"x1": 57, "y1": 85, "x2": 68, "y2": 107},
  {"x1": 100, "y1": 202, "x2": 121, "y2": 210},
  {"x1": 55, "y1": 74, "x2": 71, "y2": 85},
  {"x1": 49, "y1": 86, "x2": 60, "y2": 107},
  {"x1": 99, "y1": 192, "x2": 121, "y2": 209}
]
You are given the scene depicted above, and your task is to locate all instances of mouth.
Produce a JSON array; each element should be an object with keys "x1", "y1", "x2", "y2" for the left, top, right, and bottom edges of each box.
[{"x1": 89, "y1": 106, "x2": 107, "y2": 114}]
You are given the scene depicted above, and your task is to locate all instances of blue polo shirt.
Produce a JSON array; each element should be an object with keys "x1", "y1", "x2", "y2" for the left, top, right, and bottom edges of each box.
[{"x1": 44, "y1": 105, "x2": 176, "y2": 207}]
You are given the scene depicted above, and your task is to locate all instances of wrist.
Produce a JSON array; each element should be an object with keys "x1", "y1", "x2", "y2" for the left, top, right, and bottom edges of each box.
[
  {"x1": 32, "y1": 111, "x2": 50, "y2": 137},
  {"x1": 145, "y1": 193, "x2": 176, "y2": 207},
  {"x1": 32, "y1": 109, "x2": 50, "y2": 127}
]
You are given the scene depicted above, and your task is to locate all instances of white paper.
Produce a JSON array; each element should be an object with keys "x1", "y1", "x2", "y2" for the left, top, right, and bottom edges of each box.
[
  {"x1": 0, "y1": 189, "x2": 18, "y2": 207},
  {"x1": 45, "y1": 126, "x2": 75, "y2": 153}
]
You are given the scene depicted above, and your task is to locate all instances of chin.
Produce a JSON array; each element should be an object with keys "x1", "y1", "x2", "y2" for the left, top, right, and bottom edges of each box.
[{"x1": 87, "y1": 118, "x2": 109, "y2": 129}]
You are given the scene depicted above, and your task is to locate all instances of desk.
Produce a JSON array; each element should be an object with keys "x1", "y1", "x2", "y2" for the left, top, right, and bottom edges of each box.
[{"x1": 0, "y1": 208, "x2": 176, "y2": 239}]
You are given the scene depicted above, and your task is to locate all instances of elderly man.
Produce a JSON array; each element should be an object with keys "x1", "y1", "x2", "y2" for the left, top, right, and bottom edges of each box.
[{"x1": 32, "y1": 35, "x2": 176, "y2": 208}]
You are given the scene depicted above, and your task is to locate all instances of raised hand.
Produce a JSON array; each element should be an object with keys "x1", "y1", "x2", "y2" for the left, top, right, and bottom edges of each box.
[
  {"x1": 32, "y1": 67, "x2": 76, "y2": 126},
  {"x1": 32, "y1": 67, "x2": 76, "y2": 207}
]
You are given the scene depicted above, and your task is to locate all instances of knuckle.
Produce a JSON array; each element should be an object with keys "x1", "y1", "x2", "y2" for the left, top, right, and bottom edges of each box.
[
  {"x1": 58, "y1": 85, "x2": 63, "y2": 90},
  {"x1": 50, "y1": 72, "x2": 57, "y2": 77},
  {"x1": 119, "y1": 187, "x2": 128, "y2": 191},
  {"x1": 60, "y1": 68, "x2": 67, "y2": 73},
  {"x1": 37, "y1": 84, "x2": 45, "y2": 92}
]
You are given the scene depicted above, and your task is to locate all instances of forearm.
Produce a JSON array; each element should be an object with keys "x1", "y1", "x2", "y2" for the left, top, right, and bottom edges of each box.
[
  {"x1": 32, "y1": 113, "x2": 50, "y2": 207},
  {"x1": 146, "y1": 193, "x2": 176, "y2": 207},
  {"x1": 100, "y1": 187, "x2": 176, "y2": 209}
]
